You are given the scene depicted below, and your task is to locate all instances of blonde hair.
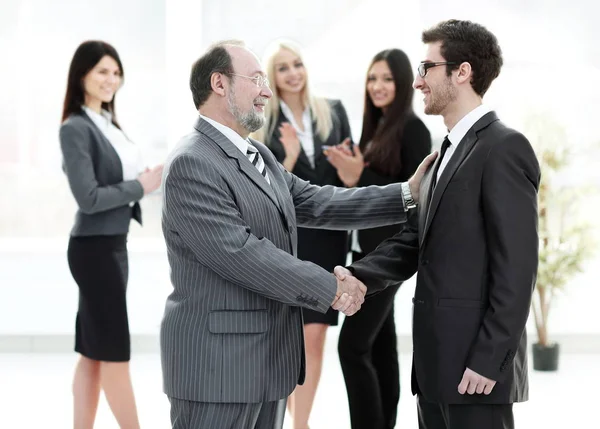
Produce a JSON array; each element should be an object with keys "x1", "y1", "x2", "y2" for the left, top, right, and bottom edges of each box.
[{"x1": 252, "y1": 39, "x2": 332, "y2": 143}]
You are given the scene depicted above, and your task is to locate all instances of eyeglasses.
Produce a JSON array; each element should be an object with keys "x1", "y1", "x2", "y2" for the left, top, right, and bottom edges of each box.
[
  {"x1": 228, "y1": 73, "x2": 270, "y2": 88},
  {"x1": 417, "y1": 62, "x2": 457, "y2": 78}
]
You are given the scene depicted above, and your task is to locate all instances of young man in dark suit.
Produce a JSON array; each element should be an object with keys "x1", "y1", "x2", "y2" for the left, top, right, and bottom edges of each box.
[{"x1": 336, "y1": 20, "x2": 540, "y2": 429}]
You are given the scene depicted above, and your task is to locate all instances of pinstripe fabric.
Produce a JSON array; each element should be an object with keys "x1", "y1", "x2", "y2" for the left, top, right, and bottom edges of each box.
[
  {"x1": 169, "y1": 397, "x2": 286, "y2": 429},
  {"x1": 160, "y1": 117, "x2": 408, "y2": 404}
]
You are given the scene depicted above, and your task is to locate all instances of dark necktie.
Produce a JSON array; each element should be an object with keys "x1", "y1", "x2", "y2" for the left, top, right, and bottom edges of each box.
[
  {"x1": 430, "y1": 136, "x2": 451, "y2": 191},
  {"x1": 246, "y1": 145, "x2": 271, "y2": 185}
]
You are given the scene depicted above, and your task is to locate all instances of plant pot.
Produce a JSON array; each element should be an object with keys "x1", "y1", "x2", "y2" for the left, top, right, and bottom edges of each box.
[{"x1": 532, "y1": 342, "x2": 560, "y2": 371}]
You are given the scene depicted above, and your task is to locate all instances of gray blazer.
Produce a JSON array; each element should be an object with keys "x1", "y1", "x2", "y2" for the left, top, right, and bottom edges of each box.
[
  {"x1": 60, "y1": 112, "x2": 144, "y2": 236},
  {"x1": 160, "y1": 117, "x2": 408, "y2": 404}
]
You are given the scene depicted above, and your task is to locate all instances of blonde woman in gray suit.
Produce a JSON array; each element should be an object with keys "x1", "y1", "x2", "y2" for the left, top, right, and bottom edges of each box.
[{"x1": 60, "y1": 40, "x2": 163, "y2": 429}]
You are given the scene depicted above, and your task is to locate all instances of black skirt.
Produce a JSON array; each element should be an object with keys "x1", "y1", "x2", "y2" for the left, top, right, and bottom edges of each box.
[
  {"x1": 67, "y1": 235, "x2": 131, "y2": 362},
  {"x1": 297, "y1": 227, "x2": 349, "y2": 326}
]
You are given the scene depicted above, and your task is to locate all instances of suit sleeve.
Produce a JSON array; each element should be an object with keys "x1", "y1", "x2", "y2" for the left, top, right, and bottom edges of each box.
[
  {"x1": 466, "y1": 132, "x2": 540, "y2": 383},
  {"x1": 163, "y1": 153, "x2": 337, "y2": 313},
  {"x1": 276, "y1": 162, "x2": 408, "y2": 230},
  {"x1": 348, "y1": 210, "x2": 420, "y2": 293},
  {"x1": 60, "y1": 122, "x2": 144, "y2": 214}
]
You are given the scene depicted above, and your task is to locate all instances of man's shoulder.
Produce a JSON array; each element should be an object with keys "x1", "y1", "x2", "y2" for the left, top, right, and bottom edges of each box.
[
  {"x1": 165, "y1": 130, "x2": 218, "y2": 171},
  {"x1": 478, "y1": 116, "x2": 529, "y2": 145},
  {"x1": 479, "y1": 119, "x2": 538, "y2": 169}
]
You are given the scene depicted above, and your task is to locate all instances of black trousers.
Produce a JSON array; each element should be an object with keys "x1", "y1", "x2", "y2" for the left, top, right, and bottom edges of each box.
[
  {"x1": 417, "y1": 395, "x2": 514, "y2": 429},
  {"x1": 168, "y1": 397, "x2": 286, "y2": 429},
  {"x1": 338, "y1": 255, "x2": 401, "y2": 429}
]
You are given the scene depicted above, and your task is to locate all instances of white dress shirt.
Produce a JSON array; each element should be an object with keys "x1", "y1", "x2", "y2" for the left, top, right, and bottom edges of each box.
[
  {"x1": 437, "y1": 104, "x2": 492, "y2": 181},
  {"x1": 83, "y1": 106, "x2": 144, "y2": 181},
  {"x1": 200, "y1": 114, "x2": 251, "y2": 155},
  {"x1": 280, "y1": 100, "x2": 315, "y2": 168}
]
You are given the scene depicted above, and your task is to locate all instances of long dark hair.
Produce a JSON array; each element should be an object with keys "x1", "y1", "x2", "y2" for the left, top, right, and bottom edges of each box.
[
  {"x1": 359, "y1": 49, "x2": 414, "y2": 176},
  {"x1": 61, "y1": 40, "x2": 124, "y2": 128}
]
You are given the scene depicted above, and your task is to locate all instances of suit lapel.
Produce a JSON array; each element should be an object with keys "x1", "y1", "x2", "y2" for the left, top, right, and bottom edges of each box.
[
  {"x1": 252, "y1": 138, "x2": 296, "y2": 224},
  {"x1": 195, "y1": 118, "x2": 281, "y2": 211},
  {"x1": 312, "y1": 119, "x2": 326, "y2": 168},
  {"x1": 420, "y1": 112, "x2": 499, "y2": 246},
  {"x1": 417, "y1": 160, "x2": 437, "y2": 246},
  {"x1": 80, "y1": 111, "x2": 125, "y2": 181},
  {"x1": 312, "y1": 119, "x2": 334, "y2": 179}
]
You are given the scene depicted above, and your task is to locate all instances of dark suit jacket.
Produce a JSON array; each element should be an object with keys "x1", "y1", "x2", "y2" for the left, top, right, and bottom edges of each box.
[
  {"x1": 60, "y1": 111, "x2": 143, "y2": 236},
  {"x1": 266, "y1": 99, "x2": 352, "y2": 269},
  {"x1": 350, "y1": 111, "x2": 540, "y2": 405},
  {"x1": 356, "y1": 115, "x2": 431, "y2": 255}
]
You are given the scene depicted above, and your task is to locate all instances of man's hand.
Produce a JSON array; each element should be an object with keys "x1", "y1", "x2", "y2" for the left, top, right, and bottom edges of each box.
[
  {"x1": 407, "y1": 152, "x2": 438, "y2": 203},
  {"x1": 331, "y1": 266, "x2": 366, "y2": 316},
  {"x1": 333, "y1": 265, "x2": 352, "y2": 280},
  {"x1": 458, "y1": 367, "x2": 497, "y2": 395}
]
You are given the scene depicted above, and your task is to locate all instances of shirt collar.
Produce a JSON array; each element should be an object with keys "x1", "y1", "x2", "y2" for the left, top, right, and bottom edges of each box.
[
  {"x1": 199, "y1": 114, "x2": 250, "y2": 155},
  {"x1": 82, "y1": 105, "x2": 112, "y2": 129},
  {"x1": 279, "y1": 100, "x2": 311, "y2": 134},
  {"x1": 447, "y1": 104, "x2": 491, "y2": 147}
]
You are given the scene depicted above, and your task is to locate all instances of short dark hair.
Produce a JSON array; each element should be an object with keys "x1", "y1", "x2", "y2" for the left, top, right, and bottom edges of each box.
[
  {"x1": 422, "y1": 20, "x2": 503, "y2": 97},
  {"x1": 62, "y1": 40, "x2": 124, "y2": 127},
  {"x1": 189, "y1": 40, "x2": 244, "y2": 109}
]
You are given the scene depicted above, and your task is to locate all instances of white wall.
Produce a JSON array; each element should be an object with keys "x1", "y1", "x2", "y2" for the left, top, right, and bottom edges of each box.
[
  {"x1": 1, "y1": 0, "x2": 599, "y2": 346},
  {"x1": 1, "y1": 237, "x2": 599, "y2": 341}
]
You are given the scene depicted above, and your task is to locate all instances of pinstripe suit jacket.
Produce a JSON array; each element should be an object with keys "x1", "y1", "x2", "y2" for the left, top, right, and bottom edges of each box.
[{"x1": 160, "y1": 117, "x2": 408, "y2": 403}]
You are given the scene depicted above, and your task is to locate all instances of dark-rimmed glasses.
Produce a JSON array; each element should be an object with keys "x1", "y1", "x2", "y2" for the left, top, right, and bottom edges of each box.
[{"x1": 417, "y1": 62, "x2": 457, "y2": 78}]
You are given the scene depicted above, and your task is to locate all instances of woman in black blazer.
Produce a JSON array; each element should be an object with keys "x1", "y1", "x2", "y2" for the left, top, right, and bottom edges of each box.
[
  {"x1": 252, "y1": 39, "x2": 352, "y2": 429},
  {"x1": 326, "y1": 49, "x2": 432, "y2": 429},
  {"x1": 59, "y1": 41, "x2": 163, "y2": 429}
]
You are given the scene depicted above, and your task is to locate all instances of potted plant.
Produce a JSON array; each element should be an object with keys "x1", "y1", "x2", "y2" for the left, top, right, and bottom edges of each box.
[{"x1": 525, "y1": 114, "x2": 595, "y2": 371}]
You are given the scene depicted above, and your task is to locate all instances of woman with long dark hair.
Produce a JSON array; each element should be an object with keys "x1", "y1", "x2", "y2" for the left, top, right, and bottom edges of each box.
[
  {"x1": 60, "y1": 40, "x2": 163, "y2": 429},
  {"x1": 326, "y1": 49, "x2": 432, "y2": 429}
]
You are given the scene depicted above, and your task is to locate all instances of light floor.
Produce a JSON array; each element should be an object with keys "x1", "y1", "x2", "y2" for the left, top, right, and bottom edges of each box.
[{"x1": 0, "y1": 349, "x2": 594, "y2": 428}]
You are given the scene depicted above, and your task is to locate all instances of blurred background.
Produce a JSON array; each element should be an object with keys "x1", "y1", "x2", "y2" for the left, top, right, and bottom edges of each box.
[{"x1": 1, "y1": 0, "x2": 599, "y2": 427}]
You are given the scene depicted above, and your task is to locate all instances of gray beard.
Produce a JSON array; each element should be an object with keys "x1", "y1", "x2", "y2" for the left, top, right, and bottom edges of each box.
[{"x1": 227, "y1": 88, "x2": 265, "y2": 133}]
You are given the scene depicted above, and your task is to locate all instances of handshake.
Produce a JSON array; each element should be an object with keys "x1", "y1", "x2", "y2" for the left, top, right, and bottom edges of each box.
[{"x1": 330, "y1": 266, "x2": 367, "y2": 316}]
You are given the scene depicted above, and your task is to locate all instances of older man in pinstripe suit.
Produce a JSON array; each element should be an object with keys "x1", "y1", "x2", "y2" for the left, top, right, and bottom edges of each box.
[{"x1": 160, "y1": 40, "x2": 436, "y2": 429}]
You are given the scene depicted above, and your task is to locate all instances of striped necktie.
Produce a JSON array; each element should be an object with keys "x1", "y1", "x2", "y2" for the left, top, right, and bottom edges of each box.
[{"x1": 246, "y1": 144, "x2": 271, "y2": 185}]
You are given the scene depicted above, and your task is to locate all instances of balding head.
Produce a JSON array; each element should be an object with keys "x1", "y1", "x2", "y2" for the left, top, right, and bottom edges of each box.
[
  {"x1": 190, "y1": 40, "x2": 272, "y2": 138},
  {"x1": 189, "y1": 40, "x2": 246, "y2": 109}
]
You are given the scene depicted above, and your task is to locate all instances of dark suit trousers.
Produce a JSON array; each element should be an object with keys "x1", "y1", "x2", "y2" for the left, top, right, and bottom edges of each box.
[
  {"x1": 417, "y1": 395, "x2": 514, "y2": 429},
  {"x1": 168, "y1": 397, "x2": 286, "y2": 429},
  {"x1": 338, "y1": 266, "x2": 401, "y2": 429}
]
